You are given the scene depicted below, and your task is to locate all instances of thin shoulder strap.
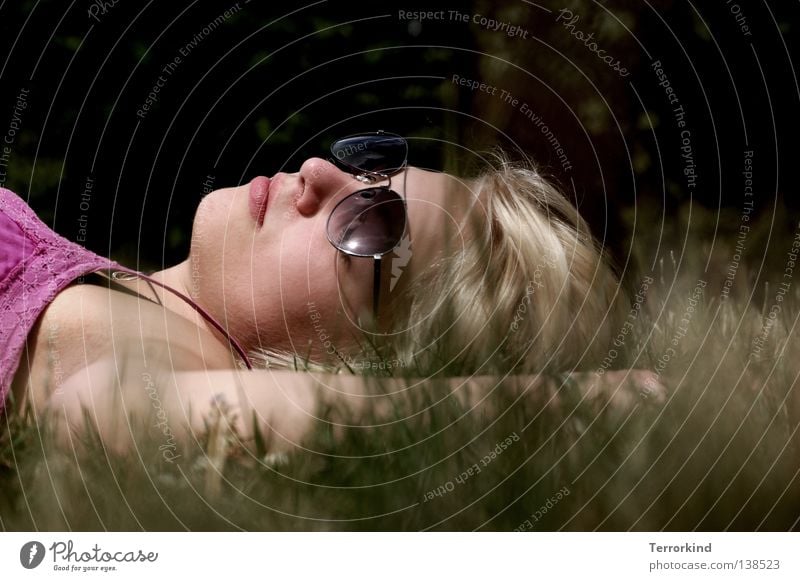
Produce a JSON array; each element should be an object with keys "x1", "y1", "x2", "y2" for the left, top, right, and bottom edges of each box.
[{"x1": 107, "y1": 266, "x2": 254, "y2": 370}]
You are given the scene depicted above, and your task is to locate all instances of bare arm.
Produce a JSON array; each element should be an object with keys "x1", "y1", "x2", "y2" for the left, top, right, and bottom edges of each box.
[{"x1": 43, "y1": 355, "x2": 665, "y2": 458}]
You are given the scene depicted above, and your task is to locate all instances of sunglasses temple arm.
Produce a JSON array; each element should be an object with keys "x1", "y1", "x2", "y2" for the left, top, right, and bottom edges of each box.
[{"x1": 373, "y1": 255, "x2": 382, "y2": 319}]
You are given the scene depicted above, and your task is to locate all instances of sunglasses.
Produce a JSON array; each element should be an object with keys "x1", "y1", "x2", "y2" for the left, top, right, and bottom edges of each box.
[{"x1": 326, "y1": 131, "x2": 409, "y2": 320}]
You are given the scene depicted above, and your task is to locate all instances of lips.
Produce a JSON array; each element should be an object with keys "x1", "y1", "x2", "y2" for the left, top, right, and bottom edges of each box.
[{"x1": 248, "y1": 176, "x2": 271, "y2": 226}]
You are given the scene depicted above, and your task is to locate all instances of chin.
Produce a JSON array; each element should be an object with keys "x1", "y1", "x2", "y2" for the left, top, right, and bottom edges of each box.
[
  {"x1": 199, "y1": 185, "x2": 240, "y2": 216},
  {"x1": 192, "y1": 186, "x2": 243, "y2": 243}
]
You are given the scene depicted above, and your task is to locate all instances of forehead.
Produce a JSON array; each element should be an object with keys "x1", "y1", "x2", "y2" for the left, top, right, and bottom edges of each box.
[
  {"x1": 399, "y1": 167, "x2": 483, "y2": 263},
  {"x1": 402, "y1": 167, "x2": 479, "y2": 228}
]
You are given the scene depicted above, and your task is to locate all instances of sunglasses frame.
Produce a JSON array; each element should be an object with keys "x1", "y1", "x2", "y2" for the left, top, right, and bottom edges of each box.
[
  {"x1": 326, "y1": 131, "x2": 409, "y2": 320},
  {"x1": 329, "y1": 130, "x2": 408, "y2": 184}
]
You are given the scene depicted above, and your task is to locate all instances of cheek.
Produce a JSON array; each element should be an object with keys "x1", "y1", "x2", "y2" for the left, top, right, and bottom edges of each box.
[
  {"x1": 191, "y1": 187, "x2": 262, "y2": 312},
  {"x1": 277, "y1": 221, "x2": 338, "y2": 303},
  {"x1": 189, "y1": 195, "x2": 225, "y2": 298},
  {"x1": 192, "y1": 187, "x2": 245, "y2": 259},
  {"x1": 274, "y1": 220, "x2": 372, "y2": 321}
]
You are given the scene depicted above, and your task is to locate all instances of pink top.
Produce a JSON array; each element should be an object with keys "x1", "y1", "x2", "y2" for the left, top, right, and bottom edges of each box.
[{"x1": 0, "y1": 187, "x2": 251, "y2": 412}]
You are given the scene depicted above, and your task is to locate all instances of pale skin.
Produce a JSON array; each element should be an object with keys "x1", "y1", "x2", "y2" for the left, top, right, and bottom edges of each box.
[{"x1": 11, "y1": 158, "x2": 663, "y2": 456}]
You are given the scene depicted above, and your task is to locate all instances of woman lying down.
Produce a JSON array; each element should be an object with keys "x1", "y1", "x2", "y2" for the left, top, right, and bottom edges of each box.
[{"x1": 1, "y1": 133, "x2": 663, "y2": 457}]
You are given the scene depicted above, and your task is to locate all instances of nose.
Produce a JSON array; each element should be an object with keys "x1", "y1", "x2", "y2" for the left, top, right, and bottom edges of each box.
[{"x1": 295, "y1": 157, "x2": 356, "y2": 216}]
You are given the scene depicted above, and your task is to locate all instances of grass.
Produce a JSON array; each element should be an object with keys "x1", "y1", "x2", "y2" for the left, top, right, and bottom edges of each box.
[{"x1": 2, "y1": 204, "x2": 799, "y2": 531}]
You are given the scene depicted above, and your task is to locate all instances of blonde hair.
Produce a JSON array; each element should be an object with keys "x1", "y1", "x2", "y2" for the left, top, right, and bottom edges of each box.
[{"x1": 254, "y1": 153, "x2": 627, "y2": 376}]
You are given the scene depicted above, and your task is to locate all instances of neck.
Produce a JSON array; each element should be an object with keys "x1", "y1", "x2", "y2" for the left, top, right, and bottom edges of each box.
[
  {"x1": 148, "y1": 260, "x2": 219, "y2": 338},
  {"x1": 111, "y1": 260, "x2": 251, "y2": 368}
]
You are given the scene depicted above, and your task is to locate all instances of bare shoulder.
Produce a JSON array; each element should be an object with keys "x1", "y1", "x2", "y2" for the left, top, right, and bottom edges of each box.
[
  {"x1": 15, "y1": 283, "x2": 237, "y2": 412},
  {"x1": 41, "y1": 281, "x2": 117, "y2": 325},
  {"x1": 36, "y1": 283, "x2": 142, "y2": 357},
  {"x1": 42, "y1": 282, "x2": 236, "y2": 362}
]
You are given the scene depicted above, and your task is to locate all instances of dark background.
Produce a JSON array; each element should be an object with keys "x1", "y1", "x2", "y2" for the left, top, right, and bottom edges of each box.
[{"x1": 0, "y1": 0, "x2": 797, "y2": 289}]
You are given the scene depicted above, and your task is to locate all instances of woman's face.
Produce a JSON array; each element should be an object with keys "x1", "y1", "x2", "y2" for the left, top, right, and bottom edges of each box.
[{"x1": 188, "y1": 157, "x2": 477, "y2": 356}]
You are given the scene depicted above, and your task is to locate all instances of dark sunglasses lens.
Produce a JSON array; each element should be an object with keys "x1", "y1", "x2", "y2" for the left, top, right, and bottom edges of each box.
[
  {"x1": 328, "y1": 188, "x2": 406, "y2": 256},
  {"x1": 331, "y1": 134, "x2": 407, "y2": 174}
]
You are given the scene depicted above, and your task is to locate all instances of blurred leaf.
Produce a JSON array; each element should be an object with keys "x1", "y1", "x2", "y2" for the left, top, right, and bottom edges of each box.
[
  {"x1": 637, "y1": 111, "x2": 658, "y2": 131},
  {"x1": 311, "y1": 17, "x2": 352, "y2": 39},
  {"x1": 168, "y1": 225, "x2": 186, "y2": 250},
  {"x1": 633, "y1": 147, "x2": 651, "y2": 173},
  {"x1": 579, "y1": 98, "x2": 608, "y2": 134},
  {"x1": 255, "y1": 117, "x2": 273, "y2": 141},
  {"x1": 363, "y1": 50, "x2": 383, "y2": 64},
  {"x1": 356, "y1": 92, "x2": 379, "y2": 107},
  {"x1": 57, "y1": 36, "x2": 82, "y2": 51},
  {"x1": 402, "y1": 84, "x2": 428, "y2": 100},
  {"x1": 8, "y1": 157, "x2": 64, "y2": 199}
]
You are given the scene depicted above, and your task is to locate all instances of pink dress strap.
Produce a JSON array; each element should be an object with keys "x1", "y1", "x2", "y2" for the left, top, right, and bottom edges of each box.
[
  {"x1": 0, "y1": 187, "x2": 252, "y2": 412},
  {"x1": 107, "y1": 266, "x2": 253, "y2": 370}
]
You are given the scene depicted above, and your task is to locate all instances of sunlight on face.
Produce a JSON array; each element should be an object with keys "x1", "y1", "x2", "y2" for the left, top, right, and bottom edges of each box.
[{"x1": 188, "y1": 158, "x2": 481, "y2": 357}]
